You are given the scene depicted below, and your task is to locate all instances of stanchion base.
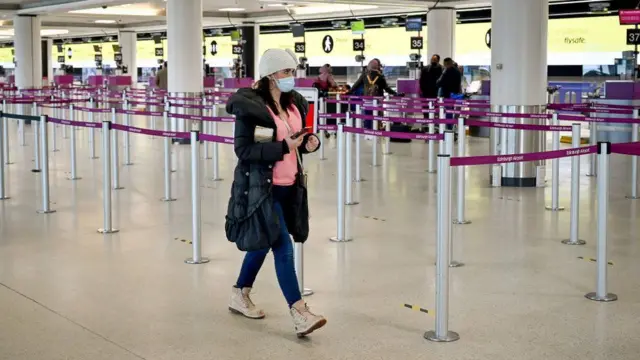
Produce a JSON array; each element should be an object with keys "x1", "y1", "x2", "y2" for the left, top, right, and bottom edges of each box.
[
  {"x1": 0, "y1": 196, "x2": 10, "y2": 200},
  {"x1": 625, "y1": 195, "x2": 640, "y2": 200},
  {"x1": 90, "y1": 156, "x2": 99, "y2": 160},
  {"x1": 586, "y1": 173, "x2": 596, "y2": 177},
  {"x1": 585, "y1": 292, "x2": 618, "y2": 302},
  {"x1": 345, "y1": 201, "x2": 359, "y2": 206},
  {"x1": 453, "y1": 220, "x2": 471, "y2": 225},
  {"x1": 185, "y1": 257, "x2": 210, "y2": 265},
  {"x1": 424, "y1": 330, "x2": 460, "y2": 343},
  {"x1": 67, "y1": 177, "x2": 82, "y2": 181},
  {"x1": 449, "y1": 261, "x2": 465, "y2": 268},
  {"x1": 371, "y1": 164, "x2": 381, "y2": 168},
  {"x1": 124, "y1": 162, "x2": 134, "y2": 166},
  {"x1": 330, "y1": 236, "x2": 353, "y2": 243},
  {"x1": 211, "y1": 178, "x2": 224, "y2": 182},
  {"x1": 113, "y1": 186, "x2": 125, "y2": 190},
  {"x1": 97, "y1": 228, "x2": 120, "y2": 234},
  {"x1": 354, "y1": 178, "x2": 366, "y2": 182},
  {"x1": 302, "y1": 288, "x2": 314, "y2": 297},
  {"x1": 31, "y1": 169, "x2": 41, "y2": 173},
  {"x1": 160, "y1": 198, "x2": 177, "y2": 202},
  {"x1": 383, "y1": 152, "x2": 393, "y2": 156},
  {"x1": 319, "y1": 157, "x2": 328, "y2": 161},
  {"x1": 427, "y1": 170, "x2": 437, "y2": 174},
  {"x1": 51, "y1": 149, "x2": 59, "y2": 153},
  {"x1": 561, "y1": 239, "x2": 586, "y2": 246},
  {"x1": 171, "y1": 169, "x2": 177, "y2": 173},
  {"x1": 5, "y1": 162, "x2": 14, "y2": 165},
  {"x1": 37, "y1": 209, "x2": 56, "y2": 214},
  {"x1": 545, "y1": 206, "x2": 565, "y2": 211}
]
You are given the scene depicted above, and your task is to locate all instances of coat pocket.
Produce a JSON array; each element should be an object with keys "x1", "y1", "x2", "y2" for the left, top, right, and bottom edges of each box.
[{"x1": 225, "y1": 197, "x2": 279, "y2": 252}]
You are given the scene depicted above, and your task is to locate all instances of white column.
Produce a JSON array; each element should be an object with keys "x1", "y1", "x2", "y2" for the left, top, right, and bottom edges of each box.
[
  {"x1": 45, "y1": 39, "x2": 53, "y2": 86},
  {"x1": 427, "y1": 7, "x2": 456, "y2": 60},
  {"x1": 118, "y1": 31, "x2": 138, "y2": 85},
  {"x1": 491, "y1": 0, "x2": 548, "y2": 106},
  {"x1": 167, "y1": 0, "x2": 203, "y2": 93},
  {"x1": 253, "y1": 23, "x2": 260, "y2": 80},
  {"x1": 14, "y1": 15, "x2": 42, "y2": 89}
]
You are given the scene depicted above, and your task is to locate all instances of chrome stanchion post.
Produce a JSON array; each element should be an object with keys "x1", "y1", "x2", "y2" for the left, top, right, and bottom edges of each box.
[
  {"x1": 67, "y1": 104, "x2": 81, "y2": 180},
  {"x1": 354, "y1": 104, "x2": 363, "y2": 182},
  {"x1": 31, "y1": 102, "x2": 40, "y2": 173},
  {"x1": 111, "y1": 108, "x2": 123, "y2": 190},
  {"x1": 562, "y1": 123, "x2": 586, "y2": 246},
  {"x1": 37, "y1": 115, "x2": 54, "y2": 214},
  {"x1": 438, "y1": 106, "x2": 446, "y2": 154},
  {"x1": 98, "y1": 121, "x2": 118, "y2": 234},
  {"x1": 211, "y1": 101, "x2": 222, "y2": 181},
  {"x1": 2, "y1": 101, "x2": 12, "y2": 163},
  {"x1": 425, "y1": 154, "x2": 459, "y2": 343},
  {"x1": 453, "y1": 117, "x2": 470, "y2": 225},
  {"x1": 88, "y1": 97, "x2": 98, "y2": 159},
  {"x1": 203, "y1": 98, "x2": 211, "y2": 160},
  {"x1": 345, "y1": 112, "x2": 357, "y2": 205},
  {"x1": 318, "y1": 97, "x2": 327, "y2": 161},
  {"x1": 330, "y1": 123, "x2": 352, "y2": 242},
  {"x1": 586, "y1": 142, "x2": 617, "y2": 302},
  {"x1": 427, "y1": 101, "x2": 436, "y2": 173},
  {"x1": 587, "y1": 119, "x2": 597, "y2": 177},
  {"x1": 51, "y1": 103, "x2": 58, "y2": 152},
  {"x1": 185, "y1": 130, "x2": 210, "y2": 265},
  {"x1": 546, "y1": 113, "x2": 565, "y2": 211},
  {"x1": 294, "y1": 242, "x2": 314, "y2": 296},
  {"x1": 0, "y1": 111, "x2": 8, "y2": 200},
  {"x1": 371, "y1": 99, "x2": 380, "y2": 167},
  {"x1": 161, "y1": 112, "x2": 176, "y2": 202},
  {"x1": 627, "y1": 115, "x2": 639, "y2": 200},
  {"x1": 123, "y1": 100, "x2": 133, "y2": 165},
  {"x1": 444, "y1": 131, "x2": 463, "y2": 267},
  {"x1": 383, "y1": 95, "x2": 392, "y2": 155},
  {"x1": 18, "y1": 103, "x2": 25, "y2": 146}
]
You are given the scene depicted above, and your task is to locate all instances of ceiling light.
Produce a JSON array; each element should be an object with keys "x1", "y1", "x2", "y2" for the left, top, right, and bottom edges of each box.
[
  {"x1": 0, "y1": 29, "x2": 68, "y2": 37},
  {"x1": 95, "y1": 19, "x2": 116, "y2": 24},
  {"x1": 219, "y1": 8, "x2": 245, "y2": 12},
  {"x1": 70, "y1": 4, "x2": 161, "y2": 16},
  {"x1": 293, "y1": 4, "x2": 377, "y2": 15}
]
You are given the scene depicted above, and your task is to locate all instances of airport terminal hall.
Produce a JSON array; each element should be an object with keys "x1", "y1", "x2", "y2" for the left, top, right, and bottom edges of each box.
[{"x1": 2, "y1": 0, "x2": 640, "y2": 359}]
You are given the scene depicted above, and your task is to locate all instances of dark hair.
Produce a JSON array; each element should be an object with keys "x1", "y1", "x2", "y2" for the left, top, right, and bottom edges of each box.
[
  {"x1": 443, "y1": 57, "x2": 453, "y2": 64},
  {"x1": 323, "y1": 63, "x2": 331, "y2": 68},
  {"x1": 255, "y1": 76, "x2": 293, "y2": 116},
  {"x1": 164, "y1": 61, "x2": 168, "y2": 67},
  {"x1": 432, "y1": 54, "x2": 441, "y2": 61}
]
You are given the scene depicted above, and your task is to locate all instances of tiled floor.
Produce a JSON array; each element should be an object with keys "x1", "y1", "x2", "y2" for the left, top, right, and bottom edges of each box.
[{"x1": 0, "y1": 112, "x2": 639, "y2": 360}]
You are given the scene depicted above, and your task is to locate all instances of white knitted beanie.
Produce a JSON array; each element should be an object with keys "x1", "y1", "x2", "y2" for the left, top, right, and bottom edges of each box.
[{"x1": 258, "y1": 48, "x2": 298, "y2": 78}]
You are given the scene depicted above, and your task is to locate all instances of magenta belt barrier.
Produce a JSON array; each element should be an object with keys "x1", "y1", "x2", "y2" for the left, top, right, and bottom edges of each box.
[
  {"x1": 110, "y1": 123, "x2": 190, "y2": 139},
  {"x1": 74, "y1": 107, "x2": 112, "y2": 113},
  {"x1": 450, "y1": 145, "x2": 597, "y2": 167},
  {"x1": 319, "y1": 113, "x2": 347, "y2": 119},
  {"x1": 465, "y1": 119, "x2": 572, "y2": 132},
  {"x1": 325, "y1": 99, "x2": 364, "y2": 105},
  {"x1": 344, "y1": 125, "x2": 445, "y2": 141},
  {"x1": 351, "y1": 112, "x2": 456, "y2": 125},
  {"x1": 362, "y1": 105, "x2": 434, "y2": 114},
  {"x1": 557, "y1": 113, "x2": 640, "y2": 124},
  {"x1": 129, "y1": 100, "x2": 165, "y2": 106},
  {"x1": 317, "y1": 124, "x2": 338, "y2": 131},
  {"x1": 169, "y1": 113, "x2": 235, "y2": 122},
  {"x1": 168, "y1": 103, "x2": 208, "y2": 109},
  {"x1": 448, "y1": 109, "x2": 552, "y2": 119},
  {"x1": 48, "y1": 117, "x2": 102, "y2": 129},
  {"x1": 200, "y1": 133, "x2": 234, "y2": 144},
  {"x1": 116, "y1": 108, "x2": 164, "y2": 117},
  {"x1": 610, "y1": 141, "x2": 640, "y2": 156}
]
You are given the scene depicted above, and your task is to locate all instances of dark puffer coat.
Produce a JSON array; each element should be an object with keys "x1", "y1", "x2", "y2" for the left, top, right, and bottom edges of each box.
[{"x1": 224, "y1": 88, "x2": 317, "y2": 251}]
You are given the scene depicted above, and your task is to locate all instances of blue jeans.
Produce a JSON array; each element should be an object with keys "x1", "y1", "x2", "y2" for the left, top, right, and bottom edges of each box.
[{"x1": 235, "y1": 186, "x2": 302, "y2": 308}]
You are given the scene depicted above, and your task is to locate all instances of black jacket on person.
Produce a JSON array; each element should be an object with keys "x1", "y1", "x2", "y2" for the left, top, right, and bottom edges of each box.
[
  {"x1": 436, "y1": 67, "x2": 462, "y2": 98},
  {"x1": 351, "y1": 70, "x2": 397, "y2": 96},
  {"x1": 224, "y1": 88, "x2": 318, "y2": 251},
  {"x1": 419, "y1": 64, "x2": 443, "y2": 98}
]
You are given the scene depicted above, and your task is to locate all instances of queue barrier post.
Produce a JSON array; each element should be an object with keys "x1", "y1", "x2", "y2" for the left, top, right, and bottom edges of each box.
[
  {"x1": 37, "y1": 115, "x2": 54, "y2": 214},
  {"x1": 67, "y1": 104, "x2": 81, "y2": 181},
  {"x1": 211, "y1": 101, "x2": 222, "y2": 181},
  {"x1": 2, "y1": 100, "x2": 12, "y2": 164},
  {"x1": 98, "y1": 120, "x2": 118, "y2": 234},
  {"x1": 88, "y1": 97, "x2": 98, "y2": 159},
  {"x1": 425, "y1": 154, "x2": 459, "y2": 343},
  {"x1": 111, "y1": 108, "x2": 123, "y2": 190},
  {"x1": 561, "y1": 123, "x2": 586, "y2": 246},
  {"x1": 453, "y1": 117, "x2": 470, "y2": 226},
  {"x1": 383, "y1": 95, "x2": 392, "y2": 155},
  {"x1": 185, "y1": 130, "x2": 210, "y2": 265},
  {"x1": 626, "y1": 113, "x2": 639, "y2": 200},
  {"x1": 123, "y1": 100, "x2": 133, "y2": 166},
  {"x1": 61, "y1": 97, "x2": 68, "y2": 139},
  {"x1": 444, "y1": 131, "x2": 463, "y2": 268},
  {"x1": 438, "y1": 106, "x2": 446, "y2": 155},
  {"x1": 203, "y1": 98, "x2": 211, "y2": 160},
  {"x1": 0, "y1": 111, "x2": 8, "y2": 200},
  {"x1": 31, "y1": 102, "x2": 41, "y2": 173},
  {"x1": 427, "y1": 101, "x2": 436, "y2": 173},
  {"x1": 354, "y1": 105, "x2": 364, "y2": 182},
  {"x1": 161, "y1": 112, "x2": 176, "y2": 202},
  {"x1": 18, "y1": 103, "x2": 25, "y2": 146},
  {"x1": 585, "y1": 142, "x2": 617, "y2": 302},
  {"x1": 294, "y1": 242, "x2": 314, "y2": 296},
  {"x1": 345, "y1": 111, "x2": 357, "y2": 206},
  {"x1": 587, "y1": 119, "x2": 597, "y2": 177},
  {"x1": 330, "y1": 123, "x2": 352, "y2": 243},
  {"x1": 372, "y1": 99, "x2": 380, "y2": 167},
  {"x1": 318, "y1": 97, "x2": 327, "y2": 161},
  {"x1": 546, "y1": 113, "x2": 565, "y2": 211},
  {"x1": 51, "y1": 100, "x2": 59, "y2": 152}
]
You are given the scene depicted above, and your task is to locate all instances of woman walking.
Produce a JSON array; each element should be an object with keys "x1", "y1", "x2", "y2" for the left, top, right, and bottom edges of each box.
[{"x1": 225, "y1": 48, "x2": 326, "y2": 337}]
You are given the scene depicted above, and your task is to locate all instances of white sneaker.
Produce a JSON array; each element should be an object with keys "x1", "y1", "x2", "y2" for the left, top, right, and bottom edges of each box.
[
  {"x1": 229, "y1": 287, "x2": 265, "y2": 319},
  {"x1": 290, "y1": 300, "x2": 327, "y2": 337}
]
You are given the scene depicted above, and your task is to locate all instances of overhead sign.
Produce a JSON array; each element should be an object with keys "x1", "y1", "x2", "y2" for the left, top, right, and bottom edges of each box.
[
  {"x1": 410, "y1": 36, "x2": 423, "y2": 50},
  {"x1": 57, "y1": 55, "x2": 65, "y2": 63},
  {"x1": 155, "y1": 48, "x2": 164, "y2": 57},
  {"x1": 294, "y1": 42, "x2": 306, "y2": 53},
  {"x1": 114, "y1": 53, "x2": 122, "y2": 62},
  {"x1": 210, "y1": 40, "x2": 218, "y2": 55},
  {"x1": 485, "y1": 29, "x2": 491, "y2": 49},
  {"x1": 353, "y1": 38, "x2": 365, "y2": 51},
  {"x1": 322, "y1": 35, "x2": 334, "y2": 53},
  {"x1": 620, "y1": 9, "x2": 640, "y2": 25},
  {"x1": 94, "y1": 54, "x2": 103, "y2": 62},
  {"x1": 232, "y1": 45, "x2": 243, "y2": 55},
  {"x1": 627, "y1": 29, "x2": 640, "y2": 45}
]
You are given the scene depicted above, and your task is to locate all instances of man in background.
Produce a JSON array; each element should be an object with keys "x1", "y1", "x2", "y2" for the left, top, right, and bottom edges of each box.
[
  {"x1": 436, "y1": 57, "x2": 462, "y2": 99},
  {"x1": 155, "y1": 61, "x2": 168, "y2": 90},
  {"x1": 419, "y1": 54, "x2": 443, "y2": 99}
]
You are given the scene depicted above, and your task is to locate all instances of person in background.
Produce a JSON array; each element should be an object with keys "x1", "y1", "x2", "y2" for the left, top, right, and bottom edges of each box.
[
  {"x1": 225, "y1": 48, "x2": 326, "y2": 338},
  {"x1": 419, "y1": 54, "x2": 443, "y2": 99},
  {"x1": 315, "y1": 64, "x2": 337, "y2": 94},
  {"x1": 155, "y1": 61, "x2": 168, "y2": 90},
  {"x1": 458, "y1": 65, "x2": 469, "y2": 93},
  {"x1": 348, "y1": 58, "x2": 398, "y2": 130},
  {"x1": 437, "y1": 58, "x2": 463, "y2": 131}
]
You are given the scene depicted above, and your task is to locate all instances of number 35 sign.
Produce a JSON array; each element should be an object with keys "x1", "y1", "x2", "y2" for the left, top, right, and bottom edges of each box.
[{"x1": 410, "y1": 36, "x2": 423, "y2": 50}]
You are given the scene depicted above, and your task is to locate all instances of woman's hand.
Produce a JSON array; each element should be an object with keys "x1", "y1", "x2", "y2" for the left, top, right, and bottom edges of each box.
[
  {"x1": 305, "y1": 134, "x2": 320, "y2": 153},
  {"x1": 285, "y1": 135, "x2": 304, "y2": 152}
]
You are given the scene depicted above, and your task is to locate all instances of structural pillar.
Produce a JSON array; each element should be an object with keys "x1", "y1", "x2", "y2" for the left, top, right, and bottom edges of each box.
[
  {"x1": 167, "y1": 0, "x2": 203, "y2": 138},
  {"x1": 118, "y1": 30, "x2": 138, "y2": 84},
  {"x1": 14, "y1": 15, "x2": 42, "y2": 89},
  {"x1": 44, "y1": 38, "x2": 53, "y2": 86},
  {"x1": 490, "y1": 0, "x2": 548, "y2": 187},
  {"x1": 426, "y1": 7, "x2": 455, "y2": 61},
  {"x1": 241, "y1": 23, "x2": 259, "y2": 80}
]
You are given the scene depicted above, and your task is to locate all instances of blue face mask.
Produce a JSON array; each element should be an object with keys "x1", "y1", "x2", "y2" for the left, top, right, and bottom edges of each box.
[{"x1": 276, "y1": 76, "x2": 295, "y2": 93}]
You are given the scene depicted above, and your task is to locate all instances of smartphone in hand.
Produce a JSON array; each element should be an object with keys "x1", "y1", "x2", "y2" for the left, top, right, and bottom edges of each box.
[{"x1": 291, "y1": 126, "x2": 313, "y2": 139}]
